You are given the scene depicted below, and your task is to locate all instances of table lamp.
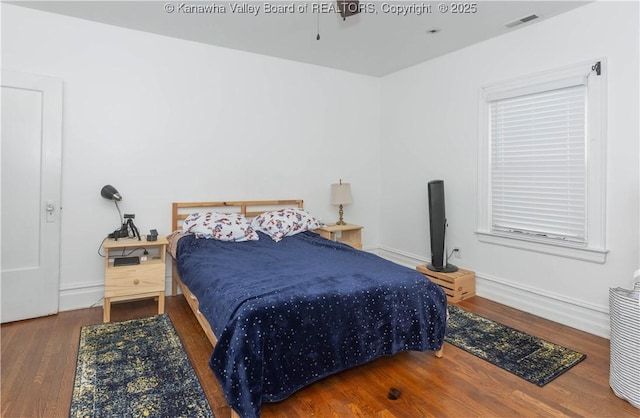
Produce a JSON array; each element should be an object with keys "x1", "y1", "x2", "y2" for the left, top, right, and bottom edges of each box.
[
  {"x1": 101, "y1": 184, "x2": 127, "y2": 239},
  {"x1": 331, "y1": 179, "x2": 352, "y2": 225}
]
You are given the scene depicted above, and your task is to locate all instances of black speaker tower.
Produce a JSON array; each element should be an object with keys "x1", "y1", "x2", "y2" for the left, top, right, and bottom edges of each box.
[{"x1": 427, "y1": 180, "x2": 458, "y2": 273}]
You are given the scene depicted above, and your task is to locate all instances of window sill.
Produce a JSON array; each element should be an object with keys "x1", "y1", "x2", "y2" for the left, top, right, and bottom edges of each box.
[{"x1": 476, "y1": 231, "x2": 608, "y2": 264}]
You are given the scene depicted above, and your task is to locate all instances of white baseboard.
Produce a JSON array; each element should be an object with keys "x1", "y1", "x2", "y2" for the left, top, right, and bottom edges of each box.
[
  {"x1": 476, "y1": 272, "x2": 610, "y2": 338},
  {"x1": 59, "y1": 280, "x2": 104, "y2": 311},
  {"x1": 375, "y1": 246, "x2": 429, "y2": 268},
  {"x1": 59, "y1": 276, "x2": 175, "y2": 312},
  {"x1": 376, "y1": 246, "x2": 610, "y2": 338},
  {"x1": 59, "y1": 249, "x2": 611, "y2": 339}
]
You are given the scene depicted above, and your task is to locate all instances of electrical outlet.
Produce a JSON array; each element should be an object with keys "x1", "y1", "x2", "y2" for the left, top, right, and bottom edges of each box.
[{"x1": 452, "y1": 247, "x2": 461, "y2": 259}]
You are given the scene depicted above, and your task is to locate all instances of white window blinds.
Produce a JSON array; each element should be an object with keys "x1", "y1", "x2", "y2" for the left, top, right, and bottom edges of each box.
[{"x1": 490, "y1": 83, "x2": 587, "y2": 243}]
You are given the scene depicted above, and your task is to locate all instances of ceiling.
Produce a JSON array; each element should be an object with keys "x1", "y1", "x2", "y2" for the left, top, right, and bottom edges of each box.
[{"x1": 9, "y1": 1, "x2": 590, "y2": 76}]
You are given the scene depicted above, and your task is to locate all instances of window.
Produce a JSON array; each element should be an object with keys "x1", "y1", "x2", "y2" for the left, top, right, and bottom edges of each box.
[{"x1": 477, "y1": 60, "x2": 607, "y2": 263}]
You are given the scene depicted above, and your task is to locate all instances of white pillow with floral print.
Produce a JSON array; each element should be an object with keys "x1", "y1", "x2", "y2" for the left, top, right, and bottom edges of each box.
[
  {"x1": 251, "y1": 208, "x2": 320, "y2": 242},
  {"x1": 182, "y1": 212, "x2": 259, "y2": 241}
]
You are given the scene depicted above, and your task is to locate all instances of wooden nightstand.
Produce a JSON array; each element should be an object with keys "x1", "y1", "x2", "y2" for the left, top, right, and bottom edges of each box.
[
  {"x1": 416, "y1": 265, "x2": 476, "y2": 303},
  {"x1": 103, "y1": 236, "x2": 168, "y2": 322},
  {"x1": 316, "y1": 224, "x2": 363, "y2": 249}
]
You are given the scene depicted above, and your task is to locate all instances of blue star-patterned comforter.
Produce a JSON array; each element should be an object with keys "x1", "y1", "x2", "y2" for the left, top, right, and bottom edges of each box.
[{"x1": 176, "y1": 231, "x2": 447, "y2": 418}]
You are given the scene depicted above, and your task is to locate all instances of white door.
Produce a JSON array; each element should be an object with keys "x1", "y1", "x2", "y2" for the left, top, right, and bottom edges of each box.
[{"x1": 1, "y1": 70, "x2": 63, "y2": 323}]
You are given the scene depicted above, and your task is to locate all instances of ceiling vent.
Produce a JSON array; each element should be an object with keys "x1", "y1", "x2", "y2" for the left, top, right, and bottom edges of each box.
[{"x1": 505, "y1": 14, "x2": 539, "y2": 28}]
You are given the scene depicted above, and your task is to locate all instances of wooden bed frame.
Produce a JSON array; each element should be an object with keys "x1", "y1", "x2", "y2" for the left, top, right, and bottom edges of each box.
[{"x1": 169, "y1": 199, "x2": 443, "y2": 418}]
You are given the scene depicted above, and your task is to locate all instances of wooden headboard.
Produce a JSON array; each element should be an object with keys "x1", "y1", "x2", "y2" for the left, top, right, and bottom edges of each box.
[{"x1": 171, "y1": 199, "x2": 304, "y2": 232}]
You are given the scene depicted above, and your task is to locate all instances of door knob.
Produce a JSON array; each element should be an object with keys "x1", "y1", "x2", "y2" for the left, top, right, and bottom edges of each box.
[{"x1": 45, "y1": 200, "x2": 57, "y2": 222}]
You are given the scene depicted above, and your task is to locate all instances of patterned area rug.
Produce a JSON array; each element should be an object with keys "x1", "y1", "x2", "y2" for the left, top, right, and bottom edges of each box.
[
  {"x1": 445, "y1": 305, "x2": 586, "y2": 386},
  {"x1": 70, "y1": 314, "x2": 213, "y2": 417}
]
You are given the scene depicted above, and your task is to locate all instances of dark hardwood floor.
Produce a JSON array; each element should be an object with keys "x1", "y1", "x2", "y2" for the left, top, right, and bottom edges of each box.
[{"x1": 2, "y1": 295, "x2": 637, "y2": 417}]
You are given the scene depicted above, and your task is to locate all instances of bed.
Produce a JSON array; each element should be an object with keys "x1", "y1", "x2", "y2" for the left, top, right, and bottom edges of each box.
[{"x1": 169, "y1": 200, "x2": 448, "y2": 418}]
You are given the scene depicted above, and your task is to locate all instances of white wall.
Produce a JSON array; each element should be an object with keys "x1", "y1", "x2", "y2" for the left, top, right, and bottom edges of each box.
[
  {"x1": 2, "y1": 4, "x2": 382, "y2": 310},
  {"x1": 3, "y1": 2, "x2": 639, "y2": 337},
  {"x1": 379, "y1": 1, "x2": 640, "y2": 337}
]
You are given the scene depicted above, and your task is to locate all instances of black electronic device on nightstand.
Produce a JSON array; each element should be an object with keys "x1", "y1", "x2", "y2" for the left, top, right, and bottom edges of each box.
[
  {"x1": 147, "y1": 229, "x2": 158, "y2": 241},
  {"x1": 113, "y1": 256, "x2": 140, "y2": 267}
]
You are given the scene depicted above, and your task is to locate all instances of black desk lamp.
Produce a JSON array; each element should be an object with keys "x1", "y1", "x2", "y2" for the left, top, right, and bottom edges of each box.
[
  {"x1": 101, "y1": 184, "x2": 122, "y2": 201},
  {"x1": 101, "y1": 184, "x2": 123, "y2": 224},
  {"x1": 101, "y1": 185, "x2": 140, "y2": 240}
]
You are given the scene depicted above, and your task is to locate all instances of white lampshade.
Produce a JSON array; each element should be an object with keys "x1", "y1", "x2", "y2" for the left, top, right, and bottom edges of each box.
[{"x1": 331, "y1": 183, "x2": 353, "y2": 205}]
